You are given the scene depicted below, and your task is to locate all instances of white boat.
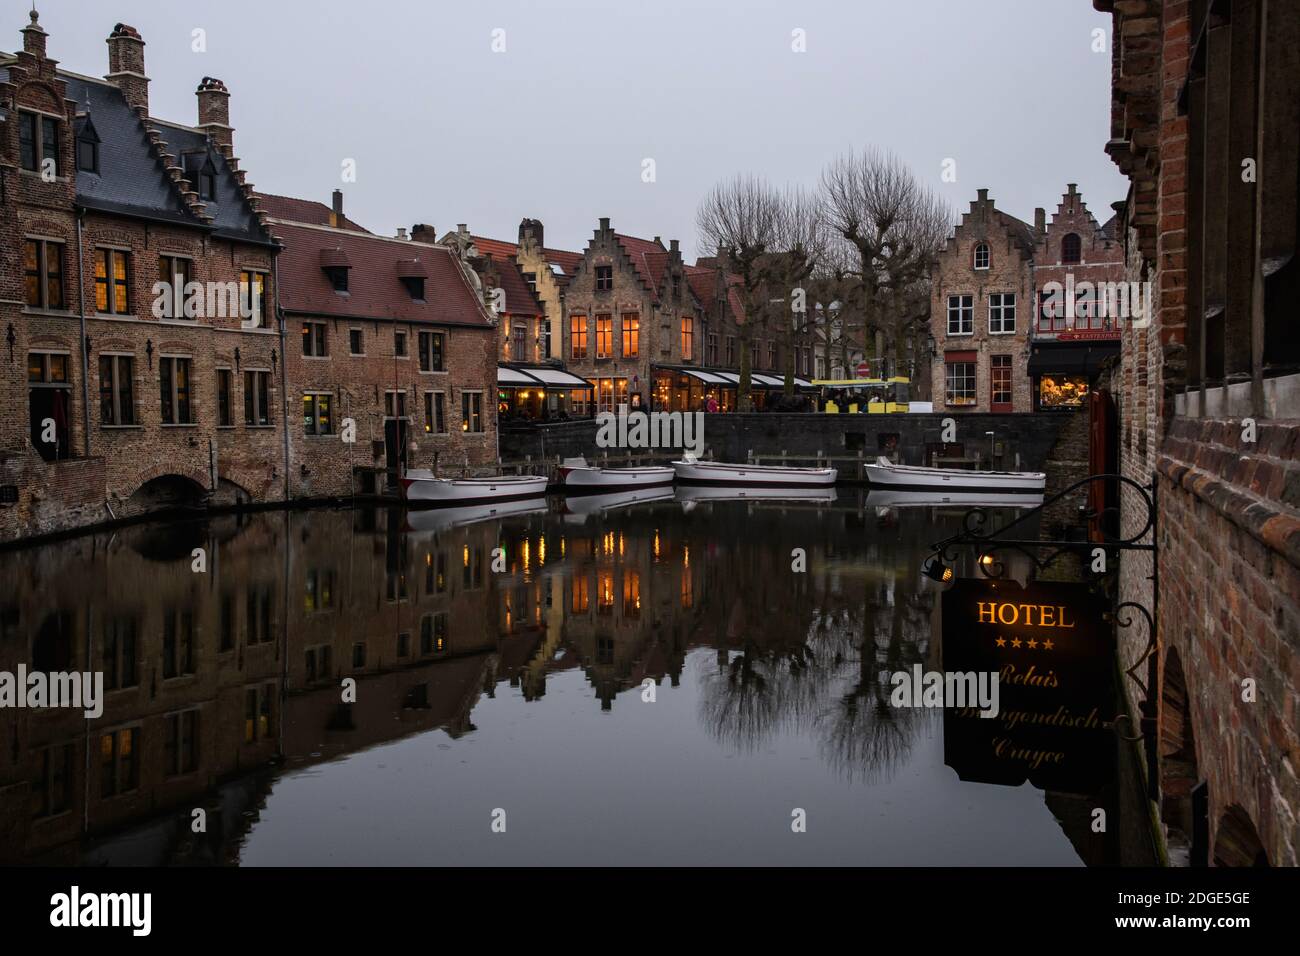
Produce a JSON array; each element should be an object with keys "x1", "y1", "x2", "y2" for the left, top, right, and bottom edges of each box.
[
  {"x1": 400, "y1": 469, "x2": 547, "y2": 505},
  {"x1": 403, "y1": 498, "x2": 547, "y2": 533},
  {"x1": 556, "y1": 456, "x2": 674, "y2": 492},
  {"x1": 864, "y1": 457, "x2": 1045, "y2": 493},
  {"x1": 671, "y1": 453, "x2": 837, "y2": 488}
]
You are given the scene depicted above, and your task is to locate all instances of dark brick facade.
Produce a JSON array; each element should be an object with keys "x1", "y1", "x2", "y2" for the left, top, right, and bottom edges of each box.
[{"x1": 1100, "y1": 0, "x2": 1300, "y2": 866}]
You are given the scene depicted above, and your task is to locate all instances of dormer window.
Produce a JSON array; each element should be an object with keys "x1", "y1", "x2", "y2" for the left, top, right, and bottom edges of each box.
[
  {"x1": 182, "y1": 150, "x2": 219, "y2": 203},
  {"x1": 973, "y1": 242, "x2": 990, "y2": 270},
  {"x1": 320, "y1": 248, "x2": 352, "y2": 293},
  {"x1": 77, "y1": 137, "x2": 98, "y2": 173},
  {"x1": 75, "y1": 118, "x2": 100, "y2": 174},
  {"x1": 396, "y1": 259, "x2": 429, "y2": 301},
  {"x1": 325, "y1": 267, "x2": 349, "y2": 292}
]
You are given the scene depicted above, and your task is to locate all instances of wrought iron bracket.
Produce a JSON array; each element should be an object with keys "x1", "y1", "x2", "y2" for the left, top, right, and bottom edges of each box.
[{"x1": 925, "y1": 472, "x2": 1161, "y2": 792}]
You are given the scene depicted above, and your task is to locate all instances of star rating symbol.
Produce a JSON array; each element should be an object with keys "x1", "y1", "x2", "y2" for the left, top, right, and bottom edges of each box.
[
  {"x1": 1043, "y1": 639, "x2": 1055, "y2": 651},
  {"x1": 1010, "y1": 638, "x2": 1022, "y2": 649},
  {"x1": 995, "y1": 637, "x2": 1006, "y2": 648},
  {"x1": 1027, "y1": 638, "x2": 1038, "y2": 649}
]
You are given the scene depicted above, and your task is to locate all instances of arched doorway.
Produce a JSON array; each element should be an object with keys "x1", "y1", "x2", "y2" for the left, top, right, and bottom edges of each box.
[
  {"x1": 1160, "y1": 647, "x2": 1201, "y2": 864},
  {"x1": 1213, "y1": 805, "x2": 1269, "y2": 867}
]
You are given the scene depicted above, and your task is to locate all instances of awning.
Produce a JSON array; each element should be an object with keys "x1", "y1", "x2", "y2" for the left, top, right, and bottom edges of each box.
[
  {"x1": 1027, "y1": 342, "x2": 1120, "y2": 377},
  {"x1": 498, "y1": 366, "x2": 539, "y2": 386},
  {"x1": 522, "y1": 366, "x2": 592, "y2": 388},
  {"x1": 496, "y1": 364, "x2": 592, "y2": 389},
  {"x1": 654, "y1": 365, "x2": 813, "y2": 389}
]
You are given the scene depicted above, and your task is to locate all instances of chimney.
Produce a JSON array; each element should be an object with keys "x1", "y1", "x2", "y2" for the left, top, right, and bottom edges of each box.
[
  {"x1": 599, "y1": 217, "x2": 610, "y2": 233},
  {"x1": 330, "y1": 189, "x2": 344, "y2": 228},
  {"x1": 670, "y1": 239, "x2": 679, "y2": 254},
  {"x1": 106, "y1": 23, "x2": 149, "y2": 113},
  {"x1": 1034, "y1": 207, "x2": 1046, "y2": 234},
  {"x1": 196, "y1": 77, "x2": 232, "y2": 150},
  {"x1": 518, "y1": 218, "x2": 543, "y2": 249},
  {"x1": 976, "y1": 188, "x2": 989, "y2": 203},
  {"x1": 457, "y1": 223, "x2": 468, "y2": 237},
  {"x1": 21, "y1": 10, "x2": 47, "y2": 58},
  {"x1": 395, "y1": 227, "x2": 408, "y2": 240},
  {"x1": 410, "y1": 224, "x2": 438, "y2": 243}
]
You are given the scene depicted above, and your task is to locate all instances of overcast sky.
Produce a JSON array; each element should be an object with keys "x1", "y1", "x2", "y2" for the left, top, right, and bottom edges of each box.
[{"x1": 16, "y1": 0, "x2": 1127, "y2": 260}]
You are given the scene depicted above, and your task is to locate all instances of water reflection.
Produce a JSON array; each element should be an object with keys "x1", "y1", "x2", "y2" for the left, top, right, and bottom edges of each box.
[{"x1": 0, "y1": 491, "x2": 1149, "y2": 865}]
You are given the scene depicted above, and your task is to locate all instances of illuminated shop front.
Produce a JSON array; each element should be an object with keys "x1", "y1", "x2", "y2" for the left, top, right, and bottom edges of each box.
[
  {"x1": 497, "y1": 364, "x2": 593, "y2": 420},
  {"x1": 650, "y1": 365, "x2": 813, "y2": 412},
  {"x1": 1027, "y1": 341, "x2": 1118, "y2": 412}
]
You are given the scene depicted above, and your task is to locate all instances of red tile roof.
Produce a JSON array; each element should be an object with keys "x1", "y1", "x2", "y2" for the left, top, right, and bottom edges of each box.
[
  {"x1": 272, "y1": 220, "x2": 493, "y2": 327},
  {"x1": 614, "y1": 234, "x2": 668, "y2": 301},
  {"x1": 482, "y1": 254, "x2": 544, "y2": 318},
  {"x1": 469, "y1": 235, "x2": 584, "y2": 285},
  {"x1": 254, "y1": 192, "x2": 370, "y2": 232},
  {"x1": 685, "y1": 264, "x2": 746, "y2": 324}
]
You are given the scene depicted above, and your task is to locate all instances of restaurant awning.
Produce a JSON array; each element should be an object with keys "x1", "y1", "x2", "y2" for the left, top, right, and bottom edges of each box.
[
  {"x1": 654, "y1": 365, "x2": 814, "y2": 389},
  {"x1": 497, "y1": 364, "x2": 592, "y2": 389}
]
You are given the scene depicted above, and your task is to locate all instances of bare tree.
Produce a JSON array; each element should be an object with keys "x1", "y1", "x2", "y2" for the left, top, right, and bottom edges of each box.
[
  {"x1": 696, "y1": 176, "x2": 808, "y2": 410},
  {"x1": 820, "y1": 148, "x2": 951, "y2": 380}
]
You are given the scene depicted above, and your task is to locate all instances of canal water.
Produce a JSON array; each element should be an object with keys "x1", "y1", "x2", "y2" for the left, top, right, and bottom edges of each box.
[{"x1": 0, "y1": 490, "x2": 1154, "y2": 865}]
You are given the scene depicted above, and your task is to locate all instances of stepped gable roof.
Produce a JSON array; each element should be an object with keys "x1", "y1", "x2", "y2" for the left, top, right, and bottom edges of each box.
[{"x1": 60, "y1": 73, "x2": 271, "y2": 244}]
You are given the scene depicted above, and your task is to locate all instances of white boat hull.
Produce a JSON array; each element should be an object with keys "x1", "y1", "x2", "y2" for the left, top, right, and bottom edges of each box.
[
  {"x1": 400, "y1": 470, "x2": 548, "y2": 505},
  {"x1": 672, "y1": 459, "x2": 837, "y2": 488},
  {"x1": 864, "y1": 458, "x2": 1045, "y2": 493},
  {"x1": 558, "y1": 464, "x2": 675, "y2": 492}
]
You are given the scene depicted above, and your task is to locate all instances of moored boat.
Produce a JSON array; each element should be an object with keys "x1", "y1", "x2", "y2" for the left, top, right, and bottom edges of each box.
[
  {"x1": 400, "y1": 469, "x2": 548, "y2": 505},
  {"x1": 556, "y1": 456, "x2": 675, "y2": 492},
  {"x1": 671, "y1": 453, "x2": 837, "y2": 488},
  {"x1": 864, "y1": 457, "x2": 1045, "y2": 493}
]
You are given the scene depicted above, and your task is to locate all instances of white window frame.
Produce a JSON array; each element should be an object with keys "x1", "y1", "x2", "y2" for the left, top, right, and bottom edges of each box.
[{"x1": 947, "y1": 294, "x2": 974, "y2": 336}]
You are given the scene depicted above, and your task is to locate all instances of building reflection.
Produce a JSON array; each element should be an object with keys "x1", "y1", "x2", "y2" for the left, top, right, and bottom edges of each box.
[{"x1": 0, "y1": 494, "x2": 1127, "y2": 865}]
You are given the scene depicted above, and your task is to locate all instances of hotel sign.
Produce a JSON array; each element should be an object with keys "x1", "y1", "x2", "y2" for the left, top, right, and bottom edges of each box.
[{"x1": 941, "y1": 578, "x2": 1115, "y2": 794}]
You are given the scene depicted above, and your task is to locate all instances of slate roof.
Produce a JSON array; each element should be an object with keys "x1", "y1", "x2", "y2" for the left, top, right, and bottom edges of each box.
[
  {"x1": 272, "y1": 218, "x2": 493, "y2": 327},
  {"x1": 59, "y1": 73, "x2": 271, "y2": 245},
  {"x1": 254, "y1": 191, "x2": 370, "y2": 232}
]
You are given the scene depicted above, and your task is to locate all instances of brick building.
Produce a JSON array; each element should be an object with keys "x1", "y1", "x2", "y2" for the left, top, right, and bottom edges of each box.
[
  {"x1": 1, "y1": 14, "x2": 281, "y2": 545},
  {"x1": 1098, "y1": 0, "x2": 1300, "y2": 866},
  {"x1": 1029, "y1": 184, "x2": 1125, "y2": 410},
  {"x1": 269, "y1": 196, "x2": 500, "y2": 493},
  {"x1": 558, "y1": 218, "x2": 706, "y2": 414},
  {"x1": 929, "y1": 189, "x2": 1037, "y2": 413}
]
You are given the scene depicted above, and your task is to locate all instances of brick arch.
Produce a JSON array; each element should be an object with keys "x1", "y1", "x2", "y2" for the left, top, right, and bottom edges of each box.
[
  {"x1": 15, "y1": 80, "x2": 64, "y2": 114},
  {"x1": 1213, "y1": 805, "x2": 1269, "y2": 867},
  {"x1": 1159, "y1": 646, "x2": 1200, "y2": 862},
  {"x1": 972, "y1": 241, "x2": 991, "y2": 270},
  {"x1": 122, "y1": 466, "x2": 210, "y2": 502}
]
